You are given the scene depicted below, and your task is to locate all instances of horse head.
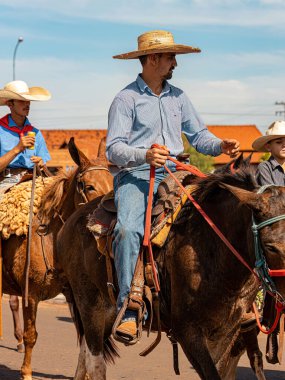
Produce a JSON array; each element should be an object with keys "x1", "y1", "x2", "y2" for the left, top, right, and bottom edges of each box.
[
  {"x1": 39, "y1": 137, "x2": 113, "y2": 225},
  {"x1": 68, "y1": 137, "x2": 113, "y2": 207},
  {"x1": 221, "y1": 182, "x2": 285, "y2": 297}
]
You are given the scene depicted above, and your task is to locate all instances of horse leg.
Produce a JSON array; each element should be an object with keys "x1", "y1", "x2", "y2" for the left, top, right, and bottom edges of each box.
[
  {"x1": 71, "y1": 288, "x2": 106, "y2": 380},
  {"x1": 243, "y1": 328, "x2": 266, "y2": 380},
  {"x1": 20, "y1": 296, "x2": 38, "y2": 380},
  {"x1": 9, "y1": 295, "x2": 24, "y2": 353},
  {"x1": 176, "y1": 326, "x2": 221, "y2": 380},
  {"x1": 74, "y1": 336, "x2": 87, "y2": 380}
]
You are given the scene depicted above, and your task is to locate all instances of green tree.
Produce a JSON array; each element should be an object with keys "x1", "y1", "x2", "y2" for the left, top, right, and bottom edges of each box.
[
  {"x1": 182, "y1": 134, "x2": 214, "y2": 173},
  {"x1": 260, "y1": 152, "x2": 270, "y2": 162}
]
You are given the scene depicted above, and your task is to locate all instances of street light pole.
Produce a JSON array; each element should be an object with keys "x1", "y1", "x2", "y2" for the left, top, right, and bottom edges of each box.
[{"x1": 13, "y1": 36, "x2": 24, "y2": 81}]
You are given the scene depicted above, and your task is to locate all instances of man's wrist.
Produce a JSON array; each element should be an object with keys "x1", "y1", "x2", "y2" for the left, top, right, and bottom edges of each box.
[{"x1": 12, "y1": 146, "x2": 22, "y2": 155}]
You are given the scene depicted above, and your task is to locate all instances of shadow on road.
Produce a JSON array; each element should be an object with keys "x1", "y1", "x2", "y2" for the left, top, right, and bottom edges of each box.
[
  {"x1": 56, "y1": 316, "x2": 73, "y2": 323},
  {"x1": 237, "y1": 366, "x2": 285, "y2": 380},
  {"x1": 0, "y1": 365, "x2": 72, "y2": 380},
  {"x1": 0, "y1": 343, "x2": 18, "y2": 352}
]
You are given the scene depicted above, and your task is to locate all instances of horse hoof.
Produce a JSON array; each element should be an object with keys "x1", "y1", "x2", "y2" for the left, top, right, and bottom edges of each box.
[
  {"x1": 21, "y1": 376, "x2": 32, "y2": 380},
  {"x1": 17, "y1": 341, "x2": 25, "y2": 353}
]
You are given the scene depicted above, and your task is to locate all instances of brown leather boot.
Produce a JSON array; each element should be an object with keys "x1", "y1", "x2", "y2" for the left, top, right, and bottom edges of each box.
[{"x1": 116, "y1": 320, "x2": 137, "y2": 342}]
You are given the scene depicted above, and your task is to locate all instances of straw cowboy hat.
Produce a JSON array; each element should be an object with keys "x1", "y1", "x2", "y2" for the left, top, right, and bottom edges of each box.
[
  {"x1": 0, "y1": 80, "x2": 51, "y2": 106},
  {"x1": 252, "y1": 121, "x2": 285, "y2": 151},
  {"x1": 113, "y1": 30, "x2": 201, "y2": 59}
]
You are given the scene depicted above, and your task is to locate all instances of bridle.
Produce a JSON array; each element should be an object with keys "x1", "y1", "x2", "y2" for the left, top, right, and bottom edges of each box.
[{"x1": 76, "y1": 165, "x2": 110, "y2": 204}]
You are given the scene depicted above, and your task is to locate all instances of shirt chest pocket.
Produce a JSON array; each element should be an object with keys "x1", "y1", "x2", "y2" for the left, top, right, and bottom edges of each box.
[{"x1": 164, "y1": 105, "x2": 182, "y2": 140}]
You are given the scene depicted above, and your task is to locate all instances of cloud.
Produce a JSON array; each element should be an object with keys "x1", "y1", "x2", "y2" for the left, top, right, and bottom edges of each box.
[{"x1": 1, "y1": 0, "x2": 285, "y2": 28}]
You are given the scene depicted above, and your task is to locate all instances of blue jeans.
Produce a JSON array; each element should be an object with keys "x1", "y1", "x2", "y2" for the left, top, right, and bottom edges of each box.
[{"x1": 113, "y1": 164, "x2": 175, "y2": 311}]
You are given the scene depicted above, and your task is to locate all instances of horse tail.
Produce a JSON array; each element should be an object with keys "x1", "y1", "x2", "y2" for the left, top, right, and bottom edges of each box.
[
  {"x1": 64, "y1": 284, "x2": 120, "y2": 364},
  {"x1": 103, "y1": 336, "x2": 120, "y2": 364},
  {"x1": 65, "y1": 285, "x2": 84, "y2": 344}
]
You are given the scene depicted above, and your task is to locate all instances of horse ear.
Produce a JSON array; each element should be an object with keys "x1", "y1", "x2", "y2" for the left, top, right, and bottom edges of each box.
[
  {"x1": 97, "y1": 137, "x2": 106, "y2": 158},
  {"x1": 68, "y1": 137, "x2": 91, "y2": 168},
  {"x1": 244, "y1": 152, "x2": 253, "y2": 165},
  {"x1": 220, "y1": 183, "x2": 260, "y2": 209},
  {"x1": 233, "y1": 153, "x2": 244, "y2": 170}
]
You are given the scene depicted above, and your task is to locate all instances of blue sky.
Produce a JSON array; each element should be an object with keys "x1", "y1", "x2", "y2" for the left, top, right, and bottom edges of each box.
[{"x1": 0, "y1": 0, "x2": 284, "y2": 133}]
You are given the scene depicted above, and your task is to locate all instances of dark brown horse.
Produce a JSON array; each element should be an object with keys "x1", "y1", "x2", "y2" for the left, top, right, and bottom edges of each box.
[
  {"x1": 2, "y1": 137, "x2": 113, "y2": 380},
  {"x1": 56, "y1": 164, "x2": 285, "y2": 379}
]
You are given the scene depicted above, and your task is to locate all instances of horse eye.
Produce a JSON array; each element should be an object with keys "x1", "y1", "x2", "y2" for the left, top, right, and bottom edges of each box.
[
  {"x1": 265, "y1": 244, "x2": 279, "y2": 254},
  {"x1": 85, "y1": 185, "x2": 95, "y2": 192}
]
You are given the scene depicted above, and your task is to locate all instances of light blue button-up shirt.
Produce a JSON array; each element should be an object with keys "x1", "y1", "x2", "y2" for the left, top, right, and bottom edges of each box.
[
  {"x1": 0, "y1": 115, "x2": 50, "y2": 169},
  {"x1": 106, "y1": 75, "x2": 222, "y2": 168}
]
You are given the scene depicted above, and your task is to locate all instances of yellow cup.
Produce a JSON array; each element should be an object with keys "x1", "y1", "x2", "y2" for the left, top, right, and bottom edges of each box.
[{"x1": 27, "y1": 131, "x2": 35, "y2": 150}]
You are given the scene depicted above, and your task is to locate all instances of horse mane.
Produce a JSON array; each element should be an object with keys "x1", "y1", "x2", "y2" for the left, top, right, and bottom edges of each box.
[
  {"x1": 193, "y1": 164, "x2": 258, "y2": 203},
  {"x1": 38, "y1": 169, "x2": 74, "y2": 223}
]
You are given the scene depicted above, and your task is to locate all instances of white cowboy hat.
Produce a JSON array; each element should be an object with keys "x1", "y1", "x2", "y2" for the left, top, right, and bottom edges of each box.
[
  {"x1": 113, "y1": 30, "x2": 201, "y2": 60},
  {"x1": 252, "y1": 121, "x2": 285, "y2": 151},
  {"x1": 0, "y1": 80, "x2": 51, "y2": 106}
]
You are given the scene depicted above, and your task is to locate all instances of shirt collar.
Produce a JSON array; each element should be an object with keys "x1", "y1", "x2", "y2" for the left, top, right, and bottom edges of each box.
[
  {"x1": 269, "y1": 155, "x2": 284, "y2": 170},
  {"x1": 136, "y1": 74, "x2": 171, "y2": 96},
  {"x1": 8, "y1": 114, "x2": 30, "y2": 127}
]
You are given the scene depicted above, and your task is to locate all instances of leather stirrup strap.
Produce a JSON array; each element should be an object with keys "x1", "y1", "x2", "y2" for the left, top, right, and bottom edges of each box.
[
  {"x1": 278, "y1": 313, "x2": 285, "y2": 364},
  {"x1": 168, "y1": 333, "x2": 180, "y2": 375},
  {"x1": 112, "y1": 250, "x2": 145, "y2": 345},
  {"x1": 139, "y1": 291, "x2": 161, "y2": 356}
]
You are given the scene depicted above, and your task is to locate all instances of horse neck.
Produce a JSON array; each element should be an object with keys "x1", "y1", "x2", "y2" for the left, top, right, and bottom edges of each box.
[
  {"x1": 171, "y1": 194, "x2": 256, "y2": 291},
  {"x1": 59, "y1": 171, "x2": 78, "y2": 221}
]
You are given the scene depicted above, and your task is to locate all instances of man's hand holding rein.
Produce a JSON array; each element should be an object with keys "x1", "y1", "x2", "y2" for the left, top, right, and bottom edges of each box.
[{"x1": 146, "y1": 146, "x2": 170, "y2": 167}]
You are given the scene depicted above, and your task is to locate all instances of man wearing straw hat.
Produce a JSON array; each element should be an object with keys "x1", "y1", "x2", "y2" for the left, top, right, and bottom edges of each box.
[
  {"x1": 106, "y1": 30, "x2": 240, "y2": 343},
  {"x1": 0, "y1": 80, "x2": 51, "y2": 194}
]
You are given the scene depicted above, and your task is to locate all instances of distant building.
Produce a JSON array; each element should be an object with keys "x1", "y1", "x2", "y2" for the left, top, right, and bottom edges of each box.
[
  {"x1": 41, "y1": 130, "x2": 106, "y2": 170},
  {"x1": 42, "y1": 125, "x2": 264, "y2": 170},
  {"x1": 207, "y1": 125, "x2": 264, "y2": 168}
]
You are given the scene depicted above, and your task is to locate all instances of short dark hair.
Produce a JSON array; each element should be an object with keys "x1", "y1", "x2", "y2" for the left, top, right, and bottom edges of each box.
[
  {"x1": 139, "y1": 53, "x2": 163, "y2": 66},
  {"x1": 139, "y1": 55, "x2": 148, "y2": 66}
]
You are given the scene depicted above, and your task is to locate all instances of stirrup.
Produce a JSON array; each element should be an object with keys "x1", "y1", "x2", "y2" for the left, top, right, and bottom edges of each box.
[{"x1": 112, "y1": 295, "x2": 146, "y2": 345}]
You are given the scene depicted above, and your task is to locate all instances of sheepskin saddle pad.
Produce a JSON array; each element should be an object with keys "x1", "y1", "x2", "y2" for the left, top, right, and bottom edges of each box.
[{"x1": 0, "y1": 177, "x2": 54, "y2": 239}]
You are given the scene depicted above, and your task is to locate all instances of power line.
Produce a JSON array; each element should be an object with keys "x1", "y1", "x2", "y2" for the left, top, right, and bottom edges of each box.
[
  {"x1": 275, "y1": 101, "x2": 285, "y2": 120},
  {"x1": 201, "y1": 112, "x2": 274, "y2": 116}
]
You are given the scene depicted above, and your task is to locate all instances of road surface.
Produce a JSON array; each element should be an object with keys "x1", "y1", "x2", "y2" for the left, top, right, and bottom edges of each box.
[{"x1": 0, "y1": 296, "x2": 284, "y2": 379}]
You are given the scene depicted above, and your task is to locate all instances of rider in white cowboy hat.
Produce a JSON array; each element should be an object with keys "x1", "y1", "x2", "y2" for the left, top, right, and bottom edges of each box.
[
  {"x1": 106, "y1": 29, "x2": 240, "y2": 343},
  {"x1": 253, "y1": 120, "x2": 285, "y2": 186},
  {"x1": 0, "y1": 80, "x2": 51, "y2": 345},
  {"x1": 0, "y1": 80, "x2": 51, "y2": 192}
]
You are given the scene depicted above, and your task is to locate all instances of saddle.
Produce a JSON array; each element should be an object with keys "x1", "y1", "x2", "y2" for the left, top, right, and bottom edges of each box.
[{"x1": 87, "y1": 170, "x2": 197, "y2": 252}]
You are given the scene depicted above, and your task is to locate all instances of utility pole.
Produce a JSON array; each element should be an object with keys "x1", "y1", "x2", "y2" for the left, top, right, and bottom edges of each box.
[{"x1": 275, "y1": 101, "x2": 285, "y2": 120}]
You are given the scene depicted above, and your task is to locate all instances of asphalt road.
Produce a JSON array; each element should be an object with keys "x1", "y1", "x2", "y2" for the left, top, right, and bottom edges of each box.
[{"x1": 0, "y1": 296, "x2": 284, "y2": 380}]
